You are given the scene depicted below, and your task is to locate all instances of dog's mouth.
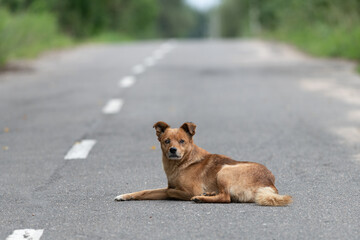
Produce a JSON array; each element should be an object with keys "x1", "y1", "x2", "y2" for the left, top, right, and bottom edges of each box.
[{"x1": 168, "y1": 153, "x2": 182, "y2": 160}]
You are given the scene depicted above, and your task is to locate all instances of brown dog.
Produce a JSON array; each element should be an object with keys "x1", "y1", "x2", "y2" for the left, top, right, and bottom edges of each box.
[{"x1": 115, "y1": 121, "x2": 292, "y2": 206}]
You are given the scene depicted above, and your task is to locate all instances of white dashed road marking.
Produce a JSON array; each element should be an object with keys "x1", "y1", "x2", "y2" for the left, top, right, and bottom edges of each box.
[
  {"x1": 6, "y1": 229, "x2": 44, "y2": 240},
  {"x1": 132, "y1": 64, "x2": 145, "y2": 74},
  {"x1": 144, "y1": 57, "x2": 155, "y2": 67},
  {"x1": 152, "y1": 42, "x2": 175, "y2": 61},
  {"x1": 153, "y1": 49, "x2": 164, "y2": 60},
  {"x1": 102, "y1": 99, "x2": 124, "y2": 114},
  {"x1": 64, "y1": 139, "x2": 97, "y2": 160},
  {"x1": 119, "y1": 76, "x2": 136, "y2": 88},
  {"x1": 161, "y1": 42, "x2": 175, "y2": 53}
]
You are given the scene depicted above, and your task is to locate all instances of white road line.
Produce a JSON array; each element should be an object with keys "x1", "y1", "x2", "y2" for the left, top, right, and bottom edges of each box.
[
  {"x1": 102, "y1": 98, "x2": 123, "y2": 114},
  {"x1": 132, "y1": 64, "x2": 145, "y2": 74},
  {"x1": 152, "y1": 42, "x2": 175, "y2": 61},
  {"x1": 153, "y1": 50, "x2": 164, "y2": 60},
  {"x1": 119, "y1": 76, "x2": 136, "y2": 88},
  {"x1": 161, "y1": 42, "x2": 174, "y2": 51},
  {"x1": 144, "y1": 57, "x2": 155, "y2": 67},
  {"x1": 6, "y1": 229, "x2": 44, "y2": 240},
  {"x1": 64, "y1": 139, "x2": 96, "y2": 160},
  {"x1": 161, "y1": 42, "x2": 172, "y2": 48}
]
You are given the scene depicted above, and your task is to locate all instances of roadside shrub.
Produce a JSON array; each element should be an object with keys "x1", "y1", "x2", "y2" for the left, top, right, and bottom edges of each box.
[{"x1": 0, "y1": 8, "x2": 71, "y2": 66}]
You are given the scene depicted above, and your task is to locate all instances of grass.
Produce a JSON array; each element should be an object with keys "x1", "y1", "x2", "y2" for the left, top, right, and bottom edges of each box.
[
  {"x1": 275, "y1": 26, "x2": 360, "y2": 59},
  {"x1": 263, "y1": 23, "x2": 360, "y2": 73},
  {"x1": 0, "y1": 8, "x2": 75, "y2": 66},
  {"x1": 0, "y1": 8, "x2": 138, "y2": 67},
  {"x1": 89, "y1": 32, "x2": 134, "y2": 43}
]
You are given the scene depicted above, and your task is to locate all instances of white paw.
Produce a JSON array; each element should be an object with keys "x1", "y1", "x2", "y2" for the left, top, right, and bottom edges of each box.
[
  {"x1": 114, "y1": 194, "x2": 126, "y2": 201},
  {"x1": 115, "y1": 194, "x2": 133, "y2": 201}
]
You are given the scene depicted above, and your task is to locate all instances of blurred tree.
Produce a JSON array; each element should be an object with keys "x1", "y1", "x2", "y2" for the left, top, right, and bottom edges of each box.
[
  {"x1": 219, "y1": 0, "x2": 360, "y2": 37},
  {"x1": 112, "y1": 0, "x2": 158, "y2": 38},
  {"x1": 189, "y1": 12, "x2": 209, "y2": 38},
  {"x1": 0, "y1": 0, "x2": 207, "y2": 67},
  {"x1": 219, "y1": 0, "x2": 246, "y2": 37},
  {"x1": 0, "y1": 0, "x2": 205, "y2": 39},
  {"x1": 0, "y1": 0, "x2": 30, "y2": 11},
  {"x1": 217, "y1": 0, "x2": 360, "y2": 61},
  {"x1": 52, "y1": 0, "x2": 107, "y2": 37},
  {"x1": 0, "y1": 0, "x2": 159, "y2": 38},
  {"x1": 156, "y1": 0, "x2": 197, "y2": 38}
]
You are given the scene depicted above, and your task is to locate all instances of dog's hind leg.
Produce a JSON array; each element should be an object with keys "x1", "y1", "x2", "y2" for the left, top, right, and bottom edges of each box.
[{"x1": 191, "y1": 169, "x2": 233, "y2": 203}]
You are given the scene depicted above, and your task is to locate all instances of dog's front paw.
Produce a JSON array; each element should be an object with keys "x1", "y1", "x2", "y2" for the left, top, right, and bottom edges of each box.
[
  {"x1": 191, "y1": 196, "x2": 202, "y2": 203},
  {"x1": 114, "y1": 194, "x2": 132, "y2": 201}
]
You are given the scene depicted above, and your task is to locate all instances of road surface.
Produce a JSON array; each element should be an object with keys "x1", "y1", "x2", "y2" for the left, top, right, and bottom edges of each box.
[{"x1": 0, "y1": 39, "x2": 359, "y2": 239}]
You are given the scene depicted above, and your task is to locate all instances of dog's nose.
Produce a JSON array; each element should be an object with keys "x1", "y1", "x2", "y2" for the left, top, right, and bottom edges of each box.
[{"x1": 169, "y1": 147, "x2": 177, "y2": 154}]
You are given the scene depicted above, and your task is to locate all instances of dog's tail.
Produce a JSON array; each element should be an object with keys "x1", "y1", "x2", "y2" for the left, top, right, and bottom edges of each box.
[{"x1": 255, "y1": 187, "x2": 292, "y2": 206}]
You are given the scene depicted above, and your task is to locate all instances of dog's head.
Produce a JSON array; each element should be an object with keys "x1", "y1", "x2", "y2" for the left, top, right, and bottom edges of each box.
[{"x1": 153, "y1": 121, "x2": 196, "y2": 160}]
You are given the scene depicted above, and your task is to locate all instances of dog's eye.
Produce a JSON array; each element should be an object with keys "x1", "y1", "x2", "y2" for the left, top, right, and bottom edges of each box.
[
  {"x1": 179, "y1": 139, "x2": 185, "y2": 144},
  {"x1": 164, "y1": 139, "x2": 170, "y2": 144}
]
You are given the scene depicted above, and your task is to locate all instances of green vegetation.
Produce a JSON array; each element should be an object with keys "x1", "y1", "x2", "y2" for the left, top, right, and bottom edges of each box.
[
  {"x1": 0, "y1": 8, "x2": 72, "y2": 65},
  {"x1": 218, "y1": 0, "x2": 360, "y2": 69},
  {"x1": 157, "y1": 0, "x2": 198, "y2": 38},
  {"x1": 2, "y1": 0, "x2": 360, "y2": 71},
  {"x1": 0, "y1": 0, "x2": 200, "y2": 67},
  {"x1": 89, "y1": 32, "x2": 134, "y2": 43}
]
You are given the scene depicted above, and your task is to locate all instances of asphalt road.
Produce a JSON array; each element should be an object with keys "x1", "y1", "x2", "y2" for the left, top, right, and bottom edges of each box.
[{"x1": 0, "y1": 39, "x2": 359, "y2": 239}]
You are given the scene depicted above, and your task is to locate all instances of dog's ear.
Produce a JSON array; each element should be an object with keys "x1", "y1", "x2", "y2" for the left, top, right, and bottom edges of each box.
[
  {"x1": 153, "y1": 121, "x2": 170, "y2": 140},
  {"x1": 180, "y1": 122, "x2": 196, "y2": 137}
]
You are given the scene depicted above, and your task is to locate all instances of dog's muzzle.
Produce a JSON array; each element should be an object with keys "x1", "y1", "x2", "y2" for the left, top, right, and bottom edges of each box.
[{"x1": 168, "y1": 147, "x2": 181, "y2": 159}]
